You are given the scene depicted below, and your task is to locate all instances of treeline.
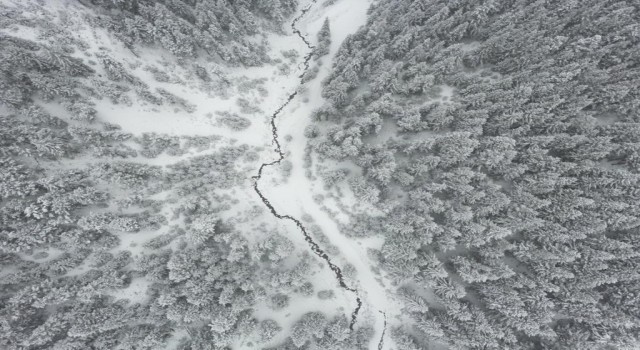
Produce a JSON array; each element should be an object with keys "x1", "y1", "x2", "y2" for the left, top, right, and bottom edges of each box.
[
  {"x1": 311, "y1": 0, "x2": 640, "y2": 349},
  {"x1": 87, "y1": 0, "x2": 298, "y2": 65}
]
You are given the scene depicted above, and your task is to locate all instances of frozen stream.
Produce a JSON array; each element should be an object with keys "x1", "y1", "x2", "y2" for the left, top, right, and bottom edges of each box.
[
  {"x1": 252, "y1": 1, "x2": 392, "y2": 348},
  {"x1": 250, "y1": 0, "x2": 364, "y2": 331}
]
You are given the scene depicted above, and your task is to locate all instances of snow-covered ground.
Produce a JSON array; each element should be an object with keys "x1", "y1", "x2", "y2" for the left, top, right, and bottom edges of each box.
[
  {"x1": 72, "y1": 1, "x2": 387, "y2": 341},
  {"x1": 258, "y1": 0, "x2": 401, "y2": 348},
  {"x1": 2, "y1": 0, "x2": 397, "y2": 347}
]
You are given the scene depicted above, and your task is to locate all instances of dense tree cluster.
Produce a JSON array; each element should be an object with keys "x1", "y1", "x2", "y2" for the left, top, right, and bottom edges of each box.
[
  {"x1": 88, "y1": 0, "x2": 298, "y2": 65},
  {"x1": 312, "y1": 0, "x2": 640, "y2": 349},
  {"x1": 0, "y1": 0, "x2": 365, "y2": 348},
  {"x1": 216, "y1": 111, "x2": 252, "y2": 131},
  {"x1": 0, "y1": 113, "x2": 305, "y2": 348},
  {"x1": 268, "y1": 312, "x2": 373, "y2": 350}
]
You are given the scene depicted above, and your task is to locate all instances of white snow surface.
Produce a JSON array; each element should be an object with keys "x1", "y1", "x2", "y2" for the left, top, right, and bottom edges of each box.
[{"x1": 259, "y1": 0, "x2": 401, "y2": 349}]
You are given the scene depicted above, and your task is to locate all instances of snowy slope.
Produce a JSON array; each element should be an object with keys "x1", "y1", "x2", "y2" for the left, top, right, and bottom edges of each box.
[{"x1": 257, "y1": 0, "x2": 402, "y2": 349}]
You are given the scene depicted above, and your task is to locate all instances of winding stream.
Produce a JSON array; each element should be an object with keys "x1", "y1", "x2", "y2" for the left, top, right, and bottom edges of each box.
[
  {"x1": 250, "y1": 1, "x2": 366, "y2": 330},
  {"x1": 377, "y1": 311, "x2": 387, "y2": 350}
]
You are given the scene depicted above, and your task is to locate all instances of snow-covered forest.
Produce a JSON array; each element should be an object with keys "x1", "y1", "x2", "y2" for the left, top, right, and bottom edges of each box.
[{"x1": 1, "y1": 0, "x2": 640, "y2": 349}]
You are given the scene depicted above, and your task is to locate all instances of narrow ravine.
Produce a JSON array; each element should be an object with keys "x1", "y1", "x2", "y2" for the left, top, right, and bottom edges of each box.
[{"x1": 251, "y1": 1, "x2": 364, "y2": 330}]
